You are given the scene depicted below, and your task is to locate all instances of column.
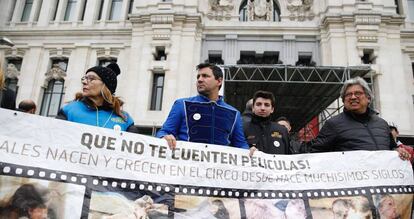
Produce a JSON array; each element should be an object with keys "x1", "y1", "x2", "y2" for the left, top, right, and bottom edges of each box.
[
  {"x1": 282, "y1": 35, "x2": 297, "y2": 65},
  {"x1": 99, "y1": 0, "x2": 111, "y2": 26},
  {"x1": 73, "y1": 0, "x2": 85, "y2": 26},
  {"x1": 82, "y1": 0, "x2": 99, "y2": 25},
  {"x1": 119, "y1": 0, "x2": 129, "y2": 25},
  {"x1": 10, "y1": 0, "x2": 25, "y2": 26},
  {"x1": 224, "y1": 34, "x2": 238, "y2": 65},
  {"x1": 28, "y1": 0, "x2": 42, "y2": 26},
  {"x1": 53, "y1": 0, "x2": 67, "y2": 25},
  {"x1": 37, "y1": 0, "x2": 55, "y2": 26}
]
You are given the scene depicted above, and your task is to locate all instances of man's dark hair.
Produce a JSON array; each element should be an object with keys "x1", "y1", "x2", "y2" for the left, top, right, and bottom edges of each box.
[
  {"x1": 253, "y1": 90, "x2": 275, "y2": 107},
  {"x1": 276, "y1": 116, "x2": 290, "y2": 124},
  {"x1": 389, "y1": 125, "x2": 398, "y2": 133},
  {"x1": 196, "y1": 63, "x2": 223, "y2": 80},
  {"x1": 18, "y1": 100, "x2": 36, "y2": 112}
]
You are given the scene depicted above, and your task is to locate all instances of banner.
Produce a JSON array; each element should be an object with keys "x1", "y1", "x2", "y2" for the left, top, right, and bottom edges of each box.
[{"x1": 0, "y1": 108, "x2": 413, "y2": 219}]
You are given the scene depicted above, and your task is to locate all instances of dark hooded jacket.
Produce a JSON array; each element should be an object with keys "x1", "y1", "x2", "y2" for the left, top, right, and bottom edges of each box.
[{"x1": 311, "y1": 108, "x2": 396, "y2": 152}]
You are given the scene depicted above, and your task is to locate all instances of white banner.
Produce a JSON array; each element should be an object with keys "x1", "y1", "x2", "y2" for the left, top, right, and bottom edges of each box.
[{"x1": 0, "y1": 108, "x2": 413, "y2": 219}]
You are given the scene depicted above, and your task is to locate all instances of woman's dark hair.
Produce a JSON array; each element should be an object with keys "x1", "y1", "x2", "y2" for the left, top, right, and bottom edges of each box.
[{"x1": 10, "y1": 184, "x2": 47, "y2": 217}]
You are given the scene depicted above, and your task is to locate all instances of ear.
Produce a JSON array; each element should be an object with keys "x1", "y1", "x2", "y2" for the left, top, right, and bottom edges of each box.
[
  {"x1": 270, "y1": 107, "x2": 274, "y2": 114},
  {"x1": 217, "y1": 77, "x2": 223, "y2": 87}
]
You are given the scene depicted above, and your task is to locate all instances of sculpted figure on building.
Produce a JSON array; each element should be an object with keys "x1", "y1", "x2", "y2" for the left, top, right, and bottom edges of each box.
[
  {"x1": 208, "y1": 0, "x2": 234, "y2": 20},
  {"x1": 287, "y1": 0, "x2": 314, "y2": 21},
  {"x1": 248, "y1": 0, "x2": 273, "y2": 21}
]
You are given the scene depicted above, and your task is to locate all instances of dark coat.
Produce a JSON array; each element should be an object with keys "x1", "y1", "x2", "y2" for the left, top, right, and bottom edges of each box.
[
  {"x1": 311, "y1": 108, "x2": 396, "y2": 152},
  {"x1": 0, "y1": 88, "x2": 16, "y2": 110},
  {"x1": 244, "y1": 114, "x2": 291, "y2": 154}
]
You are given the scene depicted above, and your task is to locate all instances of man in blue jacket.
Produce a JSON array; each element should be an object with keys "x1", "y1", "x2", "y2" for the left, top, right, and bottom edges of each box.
[{"x1": 156, "y1": 63, "x2": 248, "y2": 150}]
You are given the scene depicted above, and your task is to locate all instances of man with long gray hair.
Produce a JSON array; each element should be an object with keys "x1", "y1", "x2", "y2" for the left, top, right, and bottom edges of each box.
[{"x1": 310, "y1": 77, "x2": 411, "y2": 160}]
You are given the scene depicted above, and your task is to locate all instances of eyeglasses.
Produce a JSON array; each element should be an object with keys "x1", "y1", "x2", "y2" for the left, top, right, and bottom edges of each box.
[
  {"x1": 344, "y1": 91, "x2": 365, "y2": 99},
  {"x1": 81, "y1": 75, "x2": 101, "y2": 83}
]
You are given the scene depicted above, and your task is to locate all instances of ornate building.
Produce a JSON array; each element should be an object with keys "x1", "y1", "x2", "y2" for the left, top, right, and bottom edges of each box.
[{"x1": 0, "y1": 0, "x2": 413, "y2": 141}]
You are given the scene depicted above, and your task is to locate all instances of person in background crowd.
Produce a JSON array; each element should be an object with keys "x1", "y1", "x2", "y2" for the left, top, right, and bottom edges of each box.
[
  {"x1": 244, "y1": 90, "x2": 290, "y2": 156},
  {"x1": 375, "y1": 195, "x2": 400, "y2": 219},
  {"x1": 276, "y1": 116, "x2": 302, "y2": 154},
  {"x1": 56, "y1": 63, "x2": 135, "y2": 132},
  {"x1": 156, "y1": 63, "x2": 248, "y2": 150},
  {"x1": 242, "y1": 98, "x2": 253, "y2": 124},
  {"x1": 0, "y1": 62, "x2": 16, "y2": 110},
  {"x1": 0, "y1": 184, "x2": 49, "y2": 219},
  {"x1": 309, "y1": 77, "x2": 410, "y2": 160},
  {"x1": 390, "y1": 125, "x2": 414, "y2": 163},
  {"x1": 389, "y1": 125, "x2": 403, "y2": 146},
  {"x1": 17, "y1": 99, "x2": 36, "y2": 114}
]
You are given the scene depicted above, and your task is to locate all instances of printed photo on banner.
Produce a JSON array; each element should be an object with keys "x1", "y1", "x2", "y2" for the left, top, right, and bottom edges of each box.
[
  {"x1": 88, "y1": 190, "x2": 170, "y2": 219},
  {"x1": 174, "y1": 195, "x2": 241, "y2": 219},
  {"x1": 0, "y1": 175, "x2": 85, "y2": 219},
  {"x1": 372, "y1": 194, "x2": 413, "y2": 219},
  {"x1": 309, "y1": 196, "x2": 373, "y2": 219},
  {"x1": 243, "y1": 198, "x2": 306, "y2": 219}
]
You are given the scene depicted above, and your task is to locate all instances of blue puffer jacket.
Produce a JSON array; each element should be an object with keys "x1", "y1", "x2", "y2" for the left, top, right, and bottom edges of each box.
[
  {"x1": 57, "y1": 100, "x2": 134, "y2": 131},
  {"x1": 156, "y1": 95, "x2": 248, "y2": 149}
]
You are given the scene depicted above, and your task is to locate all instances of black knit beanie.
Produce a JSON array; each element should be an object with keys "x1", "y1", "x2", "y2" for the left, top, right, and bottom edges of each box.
[{"x1": 86, "y1": 63, "x2": 120, "y2": 94}]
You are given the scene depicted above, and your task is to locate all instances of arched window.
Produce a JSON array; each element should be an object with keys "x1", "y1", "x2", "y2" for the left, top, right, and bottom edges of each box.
[{"x1": 239, "y1": 0, "x2": 280, "y2": 22}]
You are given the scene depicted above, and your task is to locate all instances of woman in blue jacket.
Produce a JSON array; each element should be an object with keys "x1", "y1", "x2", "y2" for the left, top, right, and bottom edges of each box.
[{"x1": 57, "y1": 63, "x2": 135, "y2": 132}]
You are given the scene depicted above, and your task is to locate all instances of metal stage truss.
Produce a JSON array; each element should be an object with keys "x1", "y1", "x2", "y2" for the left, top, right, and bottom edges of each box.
[{"x1": 221, "y1": 65, "x2": 372, "y2": 132}]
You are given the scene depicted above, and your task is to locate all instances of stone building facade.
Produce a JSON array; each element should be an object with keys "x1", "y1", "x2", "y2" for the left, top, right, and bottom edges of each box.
[{"x1": 0, "y1": 0, "x2": 413, "y2": 138}]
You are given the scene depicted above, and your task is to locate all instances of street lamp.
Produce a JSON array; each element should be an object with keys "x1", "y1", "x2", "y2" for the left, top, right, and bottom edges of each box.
[{"x1": 0, "y1": 37, "x2": 14, "y2": 47}]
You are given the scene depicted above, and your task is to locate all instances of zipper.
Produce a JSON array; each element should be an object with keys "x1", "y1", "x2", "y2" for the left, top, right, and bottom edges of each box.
[
  {"x1": 211, "y1": 102, "x2": 215, "y2": 144},
  {"x1": 364, "y1": 123, "x2": 379, "y2": 150}
]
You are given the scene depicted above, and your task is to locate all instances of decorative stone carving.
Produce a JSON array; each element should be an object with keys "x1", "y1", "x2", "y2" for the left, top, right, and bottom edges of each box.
[
  {"x1": 5, "y1": 64, "x2": 20, "y2": 79},
  {"x1": 207, "y1": 0, "x2": 234, "y2": 21},
  {"x1": 287, "y1": 0, "x2": 314, "y2": 21},
  {"x1": 97, "y1": 48, "x2": 120, "y2": 59},
  {"x1": 247, "y1": 0, "x2": 273, "y2": 21},
  {"x1": 44, "y1": 64, "x2": 66, "y2": 85}
]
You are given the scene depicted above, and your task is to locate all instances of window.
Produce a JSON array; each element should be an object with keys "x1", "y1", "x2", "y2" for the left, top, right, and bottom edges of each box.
[
  {"x1": 237, "y1": 51, "x2": 280, "y2": 64},
  {"x1": 296, "y1": 52, "x2": 315, "y2": 66},
  {"x1": 21, "y1": 0, "x2": 34, "y2": 22},
  {"x1": 64, "y1": 0, "x2": 77, "y2": 21},
  {"x1": 52, "y1": 59, "x2": 68, "y2": 71},
  {"x1": 128, "y1": 0, "x2": 134, "y2": 14},
  {"x1": 80, "y1": 0, "x2": 87, "y2": 20},
  {"x1": 150, "y1": 73, "x2": 165, "y2": 111},
  {"x1": 8, "y1": 0, "x2": 17, "y2": 21},
  {"x1": 361, "y1": 49, "x2": 375, "y2": 64},
  {"x1": 395, "y1": 0, "x2": 401, "y2": 14},
  {"x1": 40, "y1": 58, "x2": 67, "y2": 117},
  {"x1": 237, "y1": 51, "x2": 256, "y2": 64},
  {"x1": 154, "y1": 46, "x2": 167, "y2": 61},
  {"x1": 98, "y1": 58, "x2": 117, "y2": 67},
  {"x1": 239, "y1": 2, "x2": 248, "y2": 21},
  {"x1": 411, "y1": 62, "x2": 414, "y2": 77},
  {"x1": 40, "y1": 79, "x2": 65, "y2": 117},
  {"x1": 207, "y1": 51, "x2": 224, "y2": 65},
  {"x1": 109, "y1": 0, "x2": 123, "y2": 20},
  {"x1": 97, "y1": 0, "x2": 104, "y2": 20},
  {"x1": 409, "y1": 0, "x2": 414, "y2": 21},
  {"x1": 51, "y1": 0, "x2": 60, "y2": 21}
]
